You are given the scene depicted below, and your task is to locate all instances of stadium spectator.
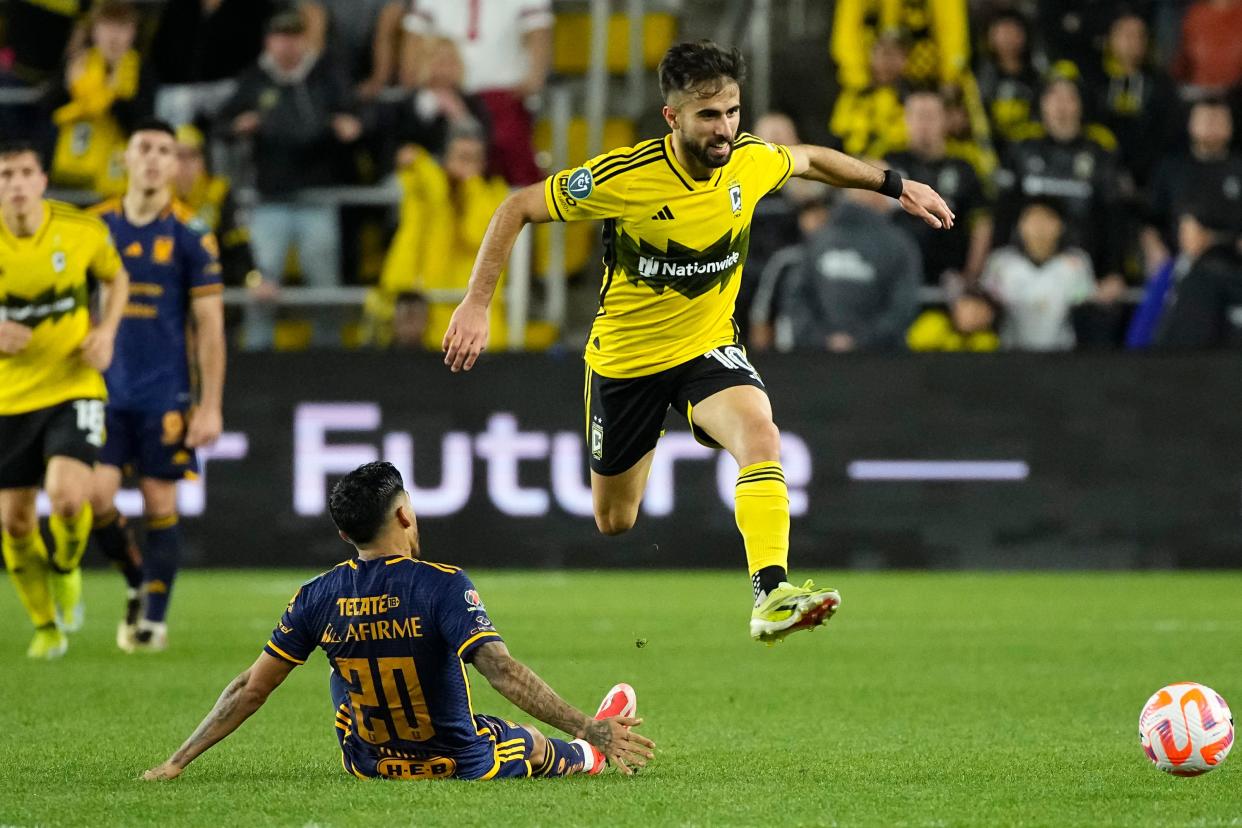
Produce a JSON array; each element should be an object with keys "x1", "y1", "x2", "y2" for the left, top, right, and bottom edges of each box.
[
  {"x1": 886, "y1": 90, "x2": 993, "y2": 285},
  {"x1": 390, "y1": 291, "x2": 430, "y2": 349},
  {"x1": 220, "y1": 10, "x2": 362, "y2": 350},
  {"x1": 906, "y1": 287, "x2": 1001, "y2": 351},
  {"x1": 1081, "y1": 9, "x2": 1177, "y2": 185},
  {"x1": 151, "y1": 0, "x2": 277, "y2": 127},
  {"x1": 735, "y1": 113, "x2": 813, "y2": 344},
  {"x1": 974, "y1": 10, "x2": 1044, "y2": 150},
  {"x1": 995, "y1": 70, "x2": 1129, "y2": 292},
  {"x1": 829, "y1": 33, "x2": 910, "y2": 158},
  {"x1": 1156, "y1": 204, "x2": 1242, "y2": 347},
  {"x1": 754, "y1": 187, "x2": 922, "y2": 352},
  {"x1": 1172, "y1": 0, "x2": 1242, "y2": 92},
  {"x1": 1035, "y1": 0, "x2": 1120, "y2": 69},
  {"x1": 402, "y1": 0, "x2": 552, "y2": 185},
  {"x1": 301, "y1": 0, "x2": 405, "y2": 101},
  {"x1": 1144, "y1": 98, "x2": 1242, "y2": 266},
  {"x1": 393, "y1": 37, "x2": 489, "y2": 159},
  {"x1": 982, "y1": 197, "x2": 1113, "y2": 351},
  {"x1": 376, "y1": 130, "x2": 509, "y2": 350},
  {"x1": 831, "y1": 0, "x2": 970, "y2": 89},
  {"x1": 172, "y1": 125, "x2": 258, "y2": 291},
  {"x1": 48, "y1": 2, "x2": 154, "y2": 196}
]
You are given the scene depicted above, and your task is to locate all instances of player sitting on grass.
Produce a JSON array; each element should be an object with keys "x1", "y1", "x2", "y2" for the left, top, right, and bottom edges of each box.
[{"x1": 144, "y1": 461, "x2": 654, "y2": 781}]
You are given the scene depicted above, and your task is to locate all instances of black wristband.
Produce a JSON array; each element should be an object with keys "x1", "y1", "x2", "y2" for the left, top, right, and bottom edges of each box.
[{"x1": 878, "y1": 168, "x2": 903, "y2": 199}]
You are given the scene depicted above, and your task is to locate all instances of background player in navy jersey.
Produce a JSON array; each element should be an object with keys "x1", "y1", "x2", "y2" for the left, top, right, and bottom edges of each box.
[
  {"x1": 143, "y1": 462, "x2": 654, "y2": 781},
  {"x1": 91, "y1": 120, "x2": 225, "y2": 653},
  {"x1": 444, "y1": 41, "x2": 954, "y2": 643}
]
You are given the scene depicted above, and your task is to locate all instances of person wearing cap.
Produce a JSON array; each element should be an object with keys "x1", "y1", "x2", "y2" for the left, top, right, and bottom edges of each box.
[
  {"x1": 172, "y1": 124, "x2": 258, "y2": 294},
  {"x1": 219, "y1": 9, "x2": 363, "y2": 350},
  {"x1": 995, "y1": 64, "x2": 1129, "y2": 300},
  {"x1": 1156, "y1": 204, "x2": 1242, "y2": 348}
]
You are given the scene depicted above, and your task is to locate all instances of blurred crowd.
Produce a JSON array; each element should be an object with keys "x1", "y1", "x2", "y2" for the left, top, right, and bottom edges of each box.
[{"x1": 0, "y1": 0, "x2": 1239, "y2": 352}]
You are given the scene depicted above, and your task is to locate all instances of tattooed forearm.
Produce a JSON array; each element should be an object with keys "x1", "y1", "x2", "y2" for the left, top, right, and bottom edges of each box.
[
  {"x1": 168, "y1": 670, "x2": 266, "y2": 768},
  {"x1": 473, "y1": 645, "x2": 591, "y2": 739}
]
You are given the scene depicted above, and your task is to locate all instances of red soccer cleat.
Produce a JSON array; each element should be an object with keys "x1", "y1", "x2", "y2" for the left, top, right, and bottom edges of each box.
[{"x1": 586, "y1": 682, "x2": 637, "y2": 774}]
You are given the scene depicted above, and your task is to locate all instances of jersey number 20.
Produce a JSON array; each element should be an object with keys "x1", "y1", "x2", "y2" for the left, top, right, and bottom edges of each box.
[{"x1": 338, "y1": 657, "x2": 436, "y2": 743}]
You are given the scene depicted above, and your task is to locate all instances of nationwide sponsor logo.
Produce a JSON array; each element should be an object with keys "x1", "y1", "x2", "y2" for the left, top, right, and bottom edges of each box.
[{"x1": 615, "y1": 227, "x2": 751, "y2": 299}]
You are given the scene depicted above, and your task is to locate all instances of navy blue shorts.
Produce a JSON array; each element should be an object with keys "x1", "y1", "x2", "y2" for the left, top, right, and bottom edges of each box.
[
  {"x1": 98, "y1": 407, "x2": 199, "y2": 481},
  {"x1": 331, "y1": 672, "x2": 536, "y2": 780}
]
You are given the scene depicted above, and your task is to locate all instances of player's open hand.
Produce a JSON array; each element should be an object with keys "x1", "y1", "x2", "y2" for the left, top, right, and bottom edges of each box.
[
  {"x1": 185, "y1": 406, "x2": 223, "y2": 449},
  {"x1": 898, "y1": 179, "x2": 955, "y2": 230},
  {"x1": 80, "y1": 327, "x2": 115, "y2": 371},
  {"x1": 142, "y1": 761, "x2": 183, "y2": 781},
  {"x1": 442, "y1": 300, "x2": 490, "y2": 373},
  {"x1": 586, "y1": 716, "x2": 655, "y2": 776},
  {"x1": 0, "y1": 320, "x2": 33, "y2": 355}
]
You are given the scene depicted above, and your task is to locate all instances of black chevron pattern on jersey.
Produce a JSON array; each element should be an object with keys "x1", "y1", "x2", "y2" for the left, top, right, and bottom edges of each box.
[
  {"x1": 0, "y1": 282, "x2": 89, "y2": 327},
  {"x1": 612, "y1": 225, "x2": 751, "y2": 299}
]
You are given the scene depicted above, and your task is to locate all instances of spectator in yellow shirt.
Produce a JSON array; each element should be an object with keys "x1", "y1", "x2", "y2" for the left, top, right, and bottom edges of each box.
[
  {"x1": 907, "y1": 288, "x2": 1000, "y2": 351},
  {"x1": 830, "y1": 33, "x2": 910, "y2": 158},
  {"x1": 373, "y1": 129, "x2": 509, "y2": 349},
  {"x1": 49, "y1": 2, "x2": 154, "y2": 195},
  {"x1": 832, "y1": 0, "x2": 969, "y2": 89}
]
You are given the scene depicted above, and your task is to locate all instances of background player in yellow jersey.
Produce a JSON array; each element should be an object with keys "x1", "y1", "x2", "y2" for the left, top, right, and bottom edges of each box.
[
  {"x1": 443, "y1": 42, "x2": 954, "y2": 643},
  {"x1": 0, "y1": 141, "x2": 129, "y2": 659}
]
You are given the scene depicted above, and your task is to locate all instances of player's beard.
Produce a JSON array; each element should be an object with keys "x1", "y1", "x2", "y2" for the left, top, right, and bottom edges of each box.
[{"x1": 687, "y1": 134, "x2": 733, "y2": 169}]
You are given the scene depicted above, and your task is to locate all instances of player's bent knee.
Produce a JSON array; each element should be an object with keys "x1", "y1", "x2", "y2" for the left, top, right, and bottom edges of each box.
[
  {"x1": 521, "y1": 725, "x2": 548, "y2": 758},
  {"x1": 0, "y1": 512, "x2": 36, "y2": 539},
  {"x1": 595, "y1": 509, "x2": 637, "y2": 536},
  {"x1": 46, "y1": 488, "x2": 87, "y2": 518},
  {"x1": 741, "y1": 421, "x2": 781, "y2": 462}
]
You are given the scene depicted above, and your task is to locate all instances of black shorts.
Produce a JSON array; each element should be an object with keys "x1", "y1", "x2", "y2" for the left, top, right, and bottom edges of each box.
[
  {"x1": 0, "y1": 398, "x2": 104, "y2": 489},
  {"x1": 584, "y1": 345, "x2": 766, "y2": 476}
]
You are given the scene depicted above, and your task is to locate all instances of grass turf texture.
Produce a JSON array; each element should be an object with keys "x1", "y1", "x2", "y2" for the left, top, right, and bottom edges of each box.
[{"x1": 2, "y1": 571, "x2": 1239, "y2": 827}]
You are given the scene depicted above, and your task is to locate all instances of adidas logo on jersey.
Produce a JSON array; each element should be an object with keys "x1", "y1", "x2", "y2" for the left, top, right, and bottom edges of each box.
[{"x1": 651, "y1": 205, "x2": 675, "y2": 221}]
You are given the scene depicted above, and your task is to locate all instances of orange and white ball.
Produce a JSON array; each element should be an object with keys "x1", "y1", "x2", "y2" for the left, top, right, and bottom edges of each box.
[{"x1": 1139, "y1": 682, "x2": 1234, "y2": 776}]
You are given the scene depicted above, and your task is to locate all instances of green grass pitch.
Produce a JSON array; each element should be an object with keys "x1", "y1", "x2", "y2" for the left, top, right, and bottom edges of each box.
[{"x1": 2, "y1": 570, "x2": 1239, "y2": 827}]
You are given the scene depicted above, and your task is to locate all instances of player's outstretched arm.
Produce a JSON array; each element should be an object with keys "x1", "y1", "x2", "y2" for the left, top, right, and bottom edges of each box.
[
  {"x1": 142, "y1": 653, "x2": 295, "y2": 780},
  {"x1": 786, "y1": 144, "x2": 955, "y2": 230},
  {"x1": 470, "y1": 641, "x2": 655, "y2": 775},
  {"x1": 442, "y1": 183, "x2": 553, "y2": 373}
]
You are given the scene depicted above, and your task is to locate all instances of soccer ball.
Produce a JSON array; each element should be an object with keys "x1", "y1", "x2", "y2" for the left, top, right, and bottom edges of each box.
[{"x1": 1138, "y1": 682, "x2": 1234, "y2": 776}]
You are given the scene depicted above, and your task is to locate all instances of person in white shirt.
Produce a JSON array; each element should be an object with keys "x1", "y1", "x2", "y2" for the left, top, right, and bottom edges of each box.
[
  {"x1": 982, "y1": 197, "x2": 1106, "y2": 351},
  {"x1": 402, "y1": 0, "x2": 553, "y2": 184}
]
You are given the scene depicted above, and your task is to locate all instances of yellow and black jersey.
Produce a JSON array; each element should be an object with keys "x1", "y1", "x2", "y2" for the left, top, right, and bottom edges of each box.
[
  {"x1": 0, "y1": 200, "x2": 123, "y2": 415},
  {"x1": 545, "y1": 133, "x2": 794, "y2": 378}
]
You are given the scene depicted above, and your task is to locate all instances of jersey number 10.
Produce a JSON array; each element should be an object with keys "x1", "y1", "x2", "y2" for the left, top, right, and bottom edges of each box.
[{"x1": 337, "y1": 657, "x2": 436, "y2": 744}]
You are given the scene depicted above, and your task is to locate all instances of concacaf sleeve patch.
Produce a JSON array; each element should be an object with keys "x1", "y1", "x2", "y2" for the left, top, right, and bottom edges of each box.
[{"x1": 566, "y1": 167, "x2": 595, "y2": 199}]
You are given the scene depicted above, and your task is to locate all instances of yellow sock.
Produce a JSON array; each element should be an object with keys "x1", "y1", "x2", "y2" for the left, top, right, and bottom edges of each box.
[
  {"x1": 48, "y1": 505, "x2": 92, "y2": 626},
  {"x1": 2, "y1": 530, "x2": 56, "y2": 628},
  {"x1": 49, "y1": 503, "x2": 93, "y2": 572},
  {"x1": 735, "y1": 461, "x2": 790, "y2": 577}
]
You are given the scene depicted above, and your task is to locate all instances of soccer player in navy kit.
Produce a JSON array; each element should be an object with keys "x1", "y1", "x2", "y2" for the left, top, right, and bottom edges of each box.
[
  {"x1": 91, "y1": 120, "x2": 226, "y2": 652},
  {"x1": 143, "y1": 462, "x2": 654, "y2": 781}
]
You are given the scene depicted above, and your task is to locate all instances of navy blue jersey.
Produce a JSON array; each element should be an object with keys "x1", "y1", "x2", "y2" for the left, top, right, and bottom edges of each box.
[
  {"x1": 265, "y1": 556, "x2": 503, "y2": 763},
  {"x1": 93, "y1": 199, "x2": 222, "y2": 411}
]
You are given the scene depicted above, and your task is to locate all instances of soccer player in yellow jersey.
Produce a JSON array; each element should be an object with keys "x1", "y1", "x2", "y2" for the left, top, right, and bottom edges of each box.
[
  {"x1": 0, "y1": 141, "x2": 129, "y2": 659},
  {"x1": 443, "y1": 42, "x2": 954, "y2": 642}
]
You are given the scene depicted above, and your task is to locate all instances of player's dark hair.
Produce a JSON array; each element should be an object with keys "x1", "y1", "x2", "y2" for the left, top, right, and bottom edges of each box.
[
  {"x1": 0, "y1": 139, "x2": 44, "y2": 167},
  {"x1": 130, "y1": 118, "x2": 177, "y2": 139},
  {"x1": 92, "y1": 1, "x2": 140, "y2": 26},
  {"x1": 329, "y1": 462, "x2": 406, "y2": 545},
  {"x1": 658, "y1": 40, "x2": 746, "y2": 102}
]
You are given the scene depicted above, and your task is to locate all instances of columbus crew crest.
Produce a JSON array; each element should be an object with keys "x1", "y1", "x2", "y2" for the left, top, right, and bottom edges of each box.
[{"x1": 728, "y1": 181, "x2": 743, "y2": 216}]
